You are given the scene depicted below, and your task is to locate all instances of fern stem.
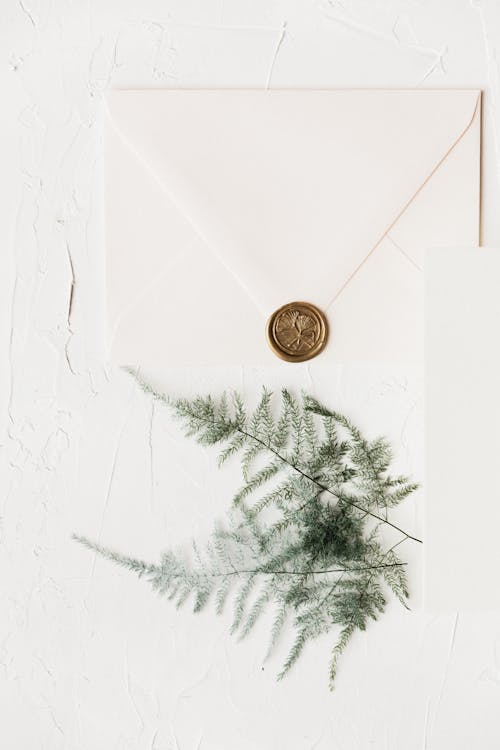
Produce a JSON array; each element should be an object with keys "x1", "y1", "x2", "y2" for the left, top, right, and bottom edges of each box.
[{"x1": 220, "y1": 562, "x2": 407, "y2": 576}]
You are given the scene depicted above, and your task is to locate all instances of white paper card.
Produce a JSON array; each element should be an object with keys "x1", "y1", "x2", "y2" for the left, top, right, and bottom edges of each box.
[{"x1": 425, "y1": 248, "x2": 500, "y2": 611}]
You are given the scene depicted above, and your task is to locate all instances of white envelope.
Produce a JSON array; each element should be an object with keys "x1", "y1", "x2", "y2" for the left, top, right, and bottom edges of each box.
[{"x1": 105, "y1": 89, "x2": 481, "y2": 369}]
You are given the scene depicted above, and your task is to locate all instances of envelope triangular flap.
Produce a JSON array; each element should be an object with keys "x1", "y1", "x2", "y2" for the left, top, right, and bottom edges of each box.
[{"x1": 106, "y1": 89, "x2": 479, "y2": 315}]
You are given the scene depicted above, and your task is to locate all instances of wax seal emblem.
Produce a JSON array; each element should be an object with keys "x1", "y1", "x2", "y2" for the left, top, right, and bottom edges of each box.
[{"x1": 266, "y1": 301, "x2": 328, "y2": 362}]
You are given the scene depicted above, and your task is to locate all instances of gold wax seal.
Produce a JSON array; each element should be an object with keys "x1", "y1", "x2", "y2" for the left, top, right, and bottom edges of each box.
[{"x1": 266, "y1": 301, "x2": 328, "y2": 363}]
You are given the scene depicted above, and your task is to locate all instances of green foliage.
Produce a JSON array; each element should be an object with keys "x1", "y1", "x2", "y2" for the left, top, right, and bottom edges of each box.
[{"x1": 76, "y1": 373, "x2": 420, "y2": 689}]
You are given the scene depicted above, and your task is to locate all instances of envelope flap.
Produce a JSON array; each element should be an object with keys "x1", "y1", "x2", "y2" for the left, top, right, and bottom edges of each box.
[{"x1": 106, "y1": 89, "x2": 480, "y2": 315}]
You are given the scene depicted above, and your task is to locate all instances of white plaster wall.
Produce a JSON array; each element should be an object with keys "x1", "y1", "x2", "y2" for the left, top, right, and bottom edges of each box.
[{"x1": 2, "y1": 1, "x2": 500, "y2": 748}]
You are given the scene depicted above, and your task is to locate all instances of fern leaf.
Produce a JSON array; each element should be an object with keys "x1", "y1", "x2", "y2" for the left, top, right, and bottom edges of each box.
[
  {"x1": 230, "y1": 574, "x2": 258, "y2": 634},
  {"x1": 277, "y1": 627, "x2": 308, "y2": 680},
  {"x1": 328, "y1": 622, "x2": 357, "y2": 689},
  {"x1": 76, "y1": 378, "x2": 420, "y2": 689}
]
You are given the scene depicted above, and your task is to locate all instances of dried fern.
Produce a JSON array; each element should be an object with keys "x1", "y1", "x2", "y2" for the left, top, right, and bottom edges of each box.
[{"x1": 75, "y1": 370, "x2": 420, "y2": 689}]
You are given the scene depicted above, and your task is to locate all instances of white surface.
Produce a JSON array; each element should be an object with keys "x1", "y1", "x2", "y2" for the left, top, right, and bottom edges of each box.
[
  {"x1": 3, "y1": 1, "x2": 500, "y2": 748},
  {"x1": 107, "y1": 88, "x2": 480, "y2": 368},
  {"x1": 425, "y1": 248, "x2": 500, "y2": 611}
]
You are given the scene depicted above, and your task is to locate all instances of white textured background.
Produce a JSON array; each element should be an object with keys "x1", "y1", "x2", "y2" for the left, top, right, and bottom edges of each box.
[{"x1": 2, "y1": 1, "x2": 500, "y2": 748}]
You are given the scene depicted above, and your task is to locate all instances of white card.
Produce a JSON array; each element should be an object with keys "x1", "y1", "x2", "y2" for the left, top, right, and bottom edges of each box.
[{"x1": 425, "y1": 248, "x2": 500, "y2": 611}]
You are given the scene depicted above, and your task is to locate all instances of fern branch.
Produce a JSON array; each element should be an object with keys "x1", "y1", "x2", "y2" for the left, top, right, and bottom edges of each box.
[
  {"x1": 75, "y1": 377, "x2": 420, "y2": 689},
  {"x1": 220, "y1": 422, "x2": 418, "y2": 544}
]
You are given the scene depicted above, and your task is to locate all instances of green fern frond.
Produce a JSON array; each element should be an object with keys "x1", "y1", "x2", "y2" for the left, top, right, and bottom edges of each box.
[{"x1": 75, "y1": 375, "x2": 420, "y2": 689}]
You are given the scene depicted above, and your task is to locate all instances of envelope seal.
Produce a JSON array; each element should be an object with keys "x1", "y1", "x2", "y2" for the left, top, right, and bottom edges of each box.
[{"x1": 266, "y1": 302, "x2": 328, "y2": 363}]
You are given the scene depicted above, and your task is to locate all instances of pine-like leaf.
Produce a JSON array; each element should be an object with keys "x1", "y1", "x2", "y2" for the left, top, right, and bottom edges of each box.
[{"x1": 75, "y1": 376, "x2": 421, "y2": 689}]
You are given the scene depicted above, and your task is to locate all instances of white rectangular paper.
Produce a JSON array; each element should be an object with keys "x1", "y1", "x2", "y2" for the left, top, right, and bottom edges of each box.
[{"x1": 425, "y1": 248, "x2": 500, "y2": 611}]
